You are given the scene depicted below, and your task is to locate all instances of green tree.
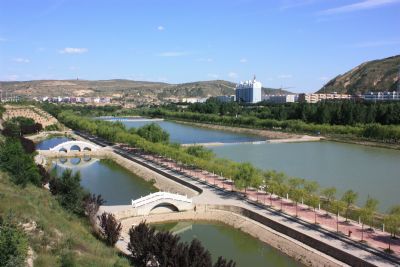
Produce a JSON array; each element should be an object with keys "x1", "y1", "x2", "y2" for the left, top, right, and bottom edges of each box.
[
  {"x1": 185, "y1": 145, "x2": 214, "y2": 160},
  {"x1": 137, "y1": 123, "x2": 170, "y2": 143},
  {"x1": 384, "y1": 214, "x2": 399, "y2": 252},
  {"x1": 307, "y1": 194, "x2": 320, "y2": 224},
  {"x1": 233, "y1": 162, "x2": 259, "y2": 194},
  {"x1": 0, "y1": 215, "x2": 28, "y2": 267},
  {"x1": 49, "y1": 169, "x2": 87, "y2": 215},
  {"x1": 288, "y1": 177, "x2": 304, "y2": 217},
  {"x1": 341, "y1": 190, "x2": 358, "y2": 222},
  {"x1": 332, "y1": 200, "x2": 346, "y2": 232},
  {"x1": 322, "y1": 187, "x2": 337, "y2": 216}
]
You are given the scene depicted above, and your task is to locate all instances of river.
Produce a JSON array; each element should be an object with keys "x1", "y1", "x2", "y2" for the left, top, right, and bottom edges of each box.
[
  {"x1": 115, "y1": 119, "x2": 400, "y2": 212},
  {"x1": 106, "y1": 118, "x2": 264, "y2": 144}
]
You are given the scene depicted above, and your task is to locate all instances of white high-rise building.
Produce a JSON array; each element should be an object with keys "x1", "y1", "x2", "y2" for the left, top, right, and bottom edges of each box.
[{"x1": 235, "y1": 76, "x2": 262, "y2": 103}]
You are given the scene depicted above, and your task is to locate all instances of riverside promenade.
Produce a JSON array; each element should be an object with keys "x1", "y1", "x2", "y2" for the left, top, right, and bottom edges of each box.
[{"x1": 74, "y1": 131, "x2": 400, "y2": 266}]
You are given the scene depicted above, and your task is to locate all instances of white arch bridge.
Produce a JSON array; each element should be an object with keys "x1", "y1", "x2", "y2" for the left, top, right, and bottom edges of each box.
[
  {"x1": 50, "y1": 140, "x2": 100, "y2": 153},
  {"x1": 130, "y1": 192, "x2": 194, "y2": 216}
]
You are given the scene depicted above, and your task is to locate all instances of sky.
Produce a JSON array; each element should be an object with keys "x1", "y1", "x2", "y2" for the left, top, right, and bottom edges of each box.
[{"x1": 0, "y1": 0, "x2": 399, "y2": 93}]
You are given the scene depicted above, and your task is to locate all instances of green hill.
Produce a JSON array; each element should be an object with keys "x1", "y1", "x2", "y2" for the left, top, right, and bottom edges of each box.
[{"x1": 318, "y1": 55, "x2": 400, "y2": 94}]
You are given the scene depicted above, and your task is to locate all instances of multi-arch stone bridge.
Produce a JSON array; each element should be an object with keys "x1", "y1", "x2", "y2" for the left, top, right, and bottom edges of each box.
[{"x1": 37, "y1": 140, "x2": 107, "y2": 159}]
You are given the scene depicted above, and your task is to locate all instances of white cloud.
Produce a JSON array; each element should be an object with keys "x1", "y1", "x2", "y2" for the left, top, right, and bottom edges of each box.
[
  {"x1": 13, "y1": 58, "x2": 30, "y2": 63},
  {"x1": 319, "y1": 0, "x2": 400, "y2": 15},
  {"x1": 157, "y1": 25, "x2": 165, "y2": 31},
  {"x1": 0, "y1": 37, "x2": 7, "y2": 42},
  {"x1": 228, "y1": 72, "x2": 238, "y2": 78},
  {"x1": 239, "y1": 58, "x2": 247, "y2": 63},
  {"x1": 278, "y1": 74, "x2": 293, "y2": 79},
  {"x1": 59, "y1": 47, "x2": 88, "y2": 54},
  {"x1": 157, "y1": 51, "x2": 188, "y2": 57},
  {"x1": 207, "y1": 73, "x2": 219, "y2": 79}
]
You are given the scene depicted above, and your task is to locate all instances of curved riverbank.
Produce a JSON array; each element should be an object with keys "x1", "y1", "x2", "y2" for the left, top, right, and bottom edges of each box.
[{"x1": 118, "y1": 208, "x2": 344, "y2": 267}]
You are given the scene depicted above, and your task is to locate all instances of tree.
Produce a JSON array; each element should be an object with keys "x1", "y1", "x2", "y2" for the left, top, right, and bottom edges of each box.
[
  {"x1": 185, "y1": 145, "x2": 214, "y2": 160},
  {"x1": 84, "y1": 194, "x2": 105, "y2": 225},
  {"x1": 384, "y1": 214, "x2": 399, "y2": 252},
  {"x1": 187, "y1": 239, "x2": 212, "y2": 267},
  {"x1": 364, "y1": 196, "x2": 379, "y2": 229},
  {"x1": 322, "y1": 187, "x2": 337, "y2": 216},
  {"x1": 128, "y1": 222, "x2": 156, "y2": 264},
  {"x1": 49, "y1": 169, "x2": 86, "y2": 215},
  {"x1": 288, "y1": 177, "x2": 304, "y2": 217},
  {"x1": 341, "y1": 190, "x2": 358, "y2": 222},
  {"x1": 213, "y1": 257, "x2": 236, "y2": 267},
  {"x1": 307, "y1": 194, "x2": 320, "y2": 224},
  {"x1": 0, "y1": 215, "x2": 28, "y2": 267},
  {"x1": 137, "y1": 123, "x2": 170, "y2": 143},
  {"x1": 0, "y1": 138, "x2": 41, "y2": 187},
  {"x1": 233, "y1": 162, "x2": 259, "y2": 194},
  {"x1": 388, "y1": 205, "x2": 400, "y2": 238},
  {"x1": 98, "y1": 212, "x2": 122, "y2": 246},
  {"x1": 332, "y1": 200, "x2": 346, "y2": 232}
]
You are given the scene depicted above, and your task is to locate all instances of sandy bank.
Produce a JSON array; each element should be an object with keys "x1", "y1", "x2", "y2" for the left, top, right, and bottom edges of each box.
[
  {"x1": 173, "y1": 120, "x2": 322, "y2": 141},
  {"x1": 118, "y1": 208, "x2": 346, "y2": 267}
]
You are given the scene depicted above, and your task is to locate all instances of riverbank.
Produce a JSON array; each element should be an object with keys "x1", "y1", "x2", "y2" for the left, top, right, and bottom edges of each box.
[
  {"x1": 171, "y1": 119, "x2": 400, "y2": 150},
  {"x1": 174, "y1": 119, "x2": 320, "y2": 140},
  {"x1": 118, "y1": 208, "x2": 345, "y2": 267}
]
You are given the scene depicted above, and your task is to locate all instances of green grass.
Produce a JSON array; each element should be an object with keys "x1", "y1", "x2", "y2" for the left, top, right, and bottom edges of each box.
[{"x1": 0, "y1": 172, "x2": 130, "y2": 267}]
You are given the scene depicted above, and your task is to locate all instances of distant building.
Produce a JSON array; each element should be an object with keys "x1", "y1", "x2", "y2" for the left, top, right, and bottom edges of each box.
[
  {"x1": 235, "y1": 76, "x2": 262, "y2": 103},
  {"x1": 362, "y1": 91, "x2": 400, "y2": 101},
  {"x1": 181, "y1": 97, "x2": 208, "y2": 103},
  {"x1": 265, "y1": 94, "x2": 297, "y2": 103},
  {"x1": 216, "y1": 95, "x2": 236, "y2": 103},
  {"x1": 298, "y1": 93, "x2": 352, "y2": 103}
]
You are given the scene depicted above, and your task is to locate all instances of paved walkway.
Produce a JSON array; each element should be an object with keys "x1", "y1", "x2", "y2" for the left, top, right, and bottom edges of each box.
[{"x1": 115, "y1": 150, "x2": 399, "y2": 266}]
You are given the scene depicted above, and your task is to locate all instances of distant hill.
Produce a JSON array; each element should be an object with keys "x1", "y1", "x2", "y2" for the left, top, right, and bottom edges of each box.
[
  {"x1": 318, "y1": 55, "x2": 400, "y2": 94},
  {"x1": 0, "y1": 79, "x2": 289, "y2": 101}
]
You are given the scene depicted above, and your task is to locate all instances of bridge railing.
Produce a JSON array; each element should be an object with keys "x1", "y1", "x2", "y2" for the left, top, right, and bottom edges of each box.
[{"x1": 131, "y1": 192, "x2": 192, "y2": 208}]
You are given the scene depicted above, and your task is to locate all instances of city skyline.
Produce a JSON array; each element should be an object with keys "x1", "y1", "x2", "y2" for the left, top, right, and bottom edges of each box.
[{"x1": 1, "y1": 0, "x2": 399, "y2": 92}]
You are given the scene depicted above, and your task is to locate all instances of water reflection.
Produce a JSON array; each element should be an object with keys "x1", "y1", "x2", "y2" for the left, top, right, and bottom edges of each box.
[
  {"x1": 154, "y1": 222, "x2": 303, "y2": 267},
  {"x1": 52, "y1": 157, "x2": 156, "y2": 205}
]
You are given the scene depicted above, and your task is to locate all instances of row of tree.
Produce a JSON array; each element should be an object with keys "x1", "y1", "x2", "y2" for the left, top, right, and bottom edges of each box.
[
  {"x1": 185, "y1": 99, "x2": 400, "y2": 126},
  {"x1": 142, "y1": 109, "x2": 400, "y2": 143},
  {"x1": 2, "y1": 117, "x2": 43, "y2": 137}
]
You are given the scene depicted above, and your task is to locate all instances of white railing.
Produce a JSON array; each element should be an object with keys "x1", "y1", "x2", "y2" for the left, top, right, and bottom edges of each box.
[{"x1": 131, "y1": 192, "x2": 192, "y2": 208}]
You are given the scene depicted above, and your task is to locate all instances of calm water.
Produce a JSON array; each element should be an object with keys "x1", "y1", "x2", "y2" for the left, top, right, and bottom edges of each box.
[
  {"x1": 113, "y1": 119, "x2": 263, "y2": 144},
  {"x1": 52, "y1": 157, "x2": 156, "y2": 205},
  {"x1": 154, "y1": 221, "x2": 302, "y2": 267},
  {"x1": 36, "y1": 136, "x2": 72, "y2": 150},
  {"x1": 212, "y1": 141, "x2": 400, "y2": 211}
]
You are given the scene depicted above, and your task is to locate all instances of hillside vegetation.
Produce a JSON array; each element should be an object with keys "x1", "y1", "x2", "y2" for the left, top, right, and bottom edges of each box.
[
  {"x1": 0, "y1": 79, "x2": 287, "y2": 100},
  {"x1": 319, "y1": 55, "x2": 400, "y2": 94}
]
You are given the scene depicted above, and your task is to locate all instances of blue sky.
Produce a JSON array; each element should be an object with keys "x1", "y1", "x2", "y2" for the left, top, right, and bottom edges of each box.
[{"x1": 0, "y1": 0, "x2": 399, "y2": 92}]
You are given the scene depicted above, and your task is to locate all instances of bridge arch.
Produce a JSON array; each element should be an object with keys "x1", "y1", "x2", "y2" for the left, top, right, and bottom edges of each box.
[
  {"x1": 131, "y1": 192, "x2": 193, "y2": 216},
  {"x1": 150, "y1": 202, "x2": 180, "y2": 214},
  {"x1": 50, "y1": 140, "x2": 100, "y2": 153}
]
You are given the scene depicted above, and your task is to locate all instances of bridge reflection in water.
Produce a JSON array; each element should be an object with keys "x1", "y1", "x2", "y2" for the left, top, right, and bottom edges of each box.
[{"x1": 54, "y1": 156, "x2": 98, "y2": 169}]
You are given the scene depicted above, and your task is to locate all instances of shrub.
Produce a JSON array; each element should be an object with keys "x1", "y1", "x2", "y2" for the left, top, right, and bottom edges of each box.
[{"x1": 98, "y1": 212, "x2": 122, "y2": 246}]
